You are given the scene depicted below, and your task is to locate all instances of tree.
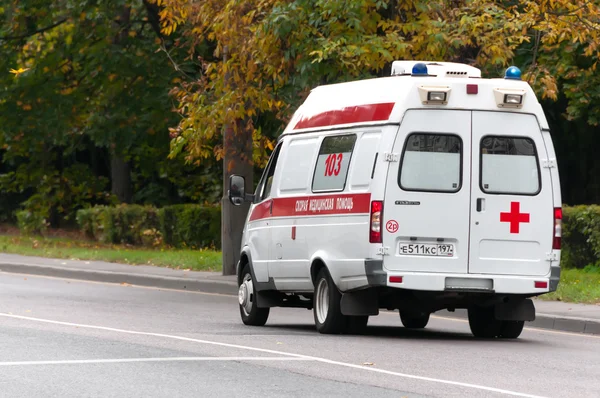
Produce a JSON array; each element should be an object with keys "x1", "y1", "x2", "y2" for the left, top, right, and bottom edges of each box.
[{"x1": 0, "y1": 0, "x2": 205, "y2": 225}]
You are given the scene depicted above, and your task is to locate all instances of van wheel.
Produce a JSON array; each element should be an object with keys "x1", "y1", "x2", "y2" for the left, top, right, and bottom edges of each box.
[
  {"x1": 468, "y1": 306, "x2": 502, "y2": 338},
  {"x1": 400, "y1": 311, "x2": 430, "y2": 329},
  {"x1": 500, "y1": 321, "x2": 525, "y2": 339},
  {"x1": 314, "y1": 268, "x2": 347, "y2": 334},
  {"x1": 239, "y1": 265, "x2": 269, "y2": 326}
]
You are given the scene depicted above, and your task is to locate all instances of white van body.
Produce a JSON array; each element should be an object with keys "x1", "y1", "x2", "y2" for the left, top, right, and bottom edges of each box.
[{"x1": 230, "y1": 61, "x2": 562, "y2": 338}]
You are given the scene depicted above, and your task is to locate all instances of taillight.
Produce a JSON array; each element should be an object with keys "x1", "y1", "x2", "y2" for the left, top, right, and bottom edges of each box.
[
  {"x1": 553, "y1": 207, "x2": 562, "y2": 250},
  {"x1": 370, "y1": 201, "x2": 383, "y2": 243},
  {"x1": 535, "y1": 281, "x2": 548, "y2": 289}
]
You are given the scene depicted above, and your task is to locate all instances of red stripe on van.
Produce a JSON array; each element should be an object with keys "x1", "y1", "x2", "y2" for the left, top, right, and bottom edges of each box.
[
  {"x1": 294, "y1": 103, "x2": 395, "y2": 130},
  {"x1": 249, "y1": 193, "x2": 371, "y2": 221}
]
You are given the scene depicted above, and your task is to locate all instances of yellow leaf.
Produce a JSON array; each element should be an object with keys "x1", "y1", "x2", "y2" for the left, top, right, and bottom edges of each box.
[{"x1": 9, "y1": 67, "x2": 30, "y2": 76}]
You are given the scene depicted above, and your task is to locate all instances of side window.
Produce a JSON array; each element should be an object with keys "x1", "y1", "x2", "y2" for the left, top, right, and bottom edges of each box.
[
  {"x1": 255, "y1": 142, "x2": 282, "y2": 203},
  {"x1": 279, "y1": 137, "x2": 319, "y2": 195},
  {"x1": 312, "y1": 134, "x2": 357, "y2": 192},
  {"x1": 399, "y1": 133, "x2": 462, "y2": 192},
  {"x1": 480, "y1": 136, "x2": 540, "y2": 195}
]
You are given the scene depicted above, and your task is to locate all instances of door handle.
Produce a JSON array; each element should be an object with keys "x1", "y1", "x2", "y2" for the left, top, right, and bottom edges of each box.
[
  {"x1": 476, "y1": 198, "x2": 485, "y2": 212},
  {"x1": 269, "y1": 199, "x2": 273, "y2": 215}
]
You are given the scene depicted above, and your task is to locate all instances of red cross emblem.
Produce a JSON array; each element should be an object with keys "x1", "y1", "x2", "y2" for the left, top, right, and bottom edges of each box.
[{"x1": 500, "y1": 202, "x2": 530, "y2": 234}]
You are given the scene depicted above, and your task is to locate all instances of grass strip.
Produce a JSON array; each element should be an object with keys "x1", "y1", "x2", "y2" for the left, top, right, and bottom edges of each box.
[{"x1": 0, "y1": 235, "x2": 222, "y2": 272}]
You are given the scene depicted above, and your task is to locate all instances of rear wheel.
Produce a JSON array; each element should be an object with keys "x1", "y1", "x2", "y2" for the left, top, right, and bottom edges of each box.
[
  {"x1": 468, "y1": 306, "x2": 502, "y2": 338},
  {"x1": 313, "y1": 268, "x2": 347, "y2": 334},
  {"x1": 499, "y1": 321, "x2": 525, "y2": 339},
  {"x1": 238, "y1": 265, "x2": 269, "y2": 326},
  {"x1": 400, "y1": 311, "x2": 430, "y2": 329}
]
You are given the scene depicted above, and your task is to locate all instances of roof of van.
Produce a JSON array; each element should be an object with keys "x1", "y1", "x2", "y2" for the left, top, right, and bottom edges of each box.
[{"x1": 281, "y1": 61, "x2": 549, "y2": 136}]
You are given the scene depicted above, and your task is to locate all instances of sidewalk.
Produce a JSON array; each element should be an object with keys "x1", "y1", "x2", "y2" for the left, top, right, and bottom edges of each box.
[
  {"x1": 0, "y1": 253, "x2": 598, "y2": 335},
  {"x1": 0, "y1": 253, "x2": 237, "y2": 295}
]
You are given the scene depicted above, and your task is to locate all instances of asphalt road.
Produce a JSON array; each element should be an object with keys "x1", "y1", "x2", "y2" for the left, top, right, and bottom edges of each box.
[{"x1": 1, "y1": 273, "x2": 599, "y2": 398}]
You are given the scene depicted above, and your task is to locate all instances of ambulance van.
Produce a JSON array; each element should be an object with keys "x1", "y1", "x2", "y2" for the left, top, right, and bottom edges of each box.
[{"x1": 228, "y1": 61, "x2": 562, "y2": 339}]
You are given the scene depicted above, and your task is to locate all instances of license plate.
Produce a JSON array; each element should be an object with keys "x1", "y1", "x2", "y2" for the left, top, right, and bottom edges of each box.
[{"x1": 398, "y1": 243, "x2": 454, "y2": 257}]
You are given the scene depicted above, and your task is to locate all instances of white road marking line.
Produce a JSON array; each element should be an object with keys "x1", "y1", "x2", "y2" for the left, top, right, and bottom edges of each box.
[
  {"x1": 0, "y1": 313, "x2": 546, "y2": 398},
  {"x1": 0, "y1": 357, "x2": 312, "y2": 367}
]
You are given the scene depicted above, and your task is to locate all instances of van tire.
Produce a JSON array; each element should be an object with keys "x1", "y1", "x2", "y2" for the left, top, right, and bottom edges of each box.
[
  {"x1": 313, "y1": 268, "x2": 347, "y2": 334},
  {"x1": 468, "y1": 306, "x2": 502, "y2": 338},
  {"x1": 499, "y1": 321, "x2": 525, "y2": 339},
  {"x1": 400, "y1": 311, "x2": 430, "y2": 329},
  {"x1": 238, "y1": 265, "x2": 269, "y2": 326}
]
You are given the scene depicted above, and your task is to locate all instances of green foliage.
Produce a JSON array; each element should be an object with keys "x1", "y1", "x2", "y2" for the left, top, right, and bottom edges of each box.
[
  {"x1": 159, "y1": 204, "x2": 221, "y2": 249},
  {"x1": 11, "y1": 164, "x2": 114, "y2": 226},
  {"x1": 16, "y1": 209, "x2": 49, "y2": 235},
  {"x1": 76, "y1": 205, "x2": 161, "y2": 246},
  {"x1": 562, "y1": 205, "x2": 600, "y2": 269},
  {"x1": 0, "y1": 0, "x2": 220, "y2": 225},
  {"x1": 77, "y1": 204, "x2": 221, "y2": 249}
]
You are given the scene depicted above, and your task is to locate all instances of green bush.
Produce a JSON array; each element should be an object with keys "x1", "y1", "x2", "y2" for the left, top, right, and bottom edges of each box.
[
  {"x1": 76, "y1": 207, "x2": 97, "y2": 238},
  {"x1": 159, "y1": 205, "x2": 221, "y2": 249},
  {"x1": 562, "y1": 205, "x2": 600, "y2": 269},
  {"x1": 76, "y1": 204, "x2": 221, "y2": 249},
  {"x1": 16, "y1": 209, "x2": 49, "y2": 235},
  {"x1": 71, "y1": 203, "x2": 600, "y2": 264},
  {"x1": 76, "y1": 205, "x2": 161, "y2": 246}
]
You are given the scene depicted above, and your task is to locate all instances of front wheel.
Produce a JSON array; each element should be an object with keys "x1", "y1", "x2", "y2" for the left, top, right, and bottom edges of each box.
[
  {"x1": 313, "y1": 268, "x2": 347, "y2": 334},
  {"x1": 400, "y1": 311, "x2": 430, "y2": 329},
  {"x1": 239, "y1": 265, "x2": 269, "y2": 326}
]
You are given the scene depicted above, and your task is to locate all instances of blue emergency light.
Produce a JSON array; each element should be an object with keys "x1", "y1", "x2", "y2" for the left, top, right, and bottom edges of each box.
[
  {"x1": 411, "y1": 63, "x2": 428, "y2": 76},
  {"x1": 504, "y1": 66, "x2": 522, "y2": 80}
]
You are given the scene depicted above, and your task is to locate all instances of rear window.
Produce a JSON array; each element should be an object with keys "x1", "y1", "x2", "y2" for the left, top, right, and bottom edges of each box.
[
  {"x1": 399, "y1": 133, "x2": 462, "y2": 192},
  {"x1": 312, "y1": 134, "x2": 357, "y2": 192},
  {"x1": 480, "y1": 136, "x2": 540, "y2": 195}
]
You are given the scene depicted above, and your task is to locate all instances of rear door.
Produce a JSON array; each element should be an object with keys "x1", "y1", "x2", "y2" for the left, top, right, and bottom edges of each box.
[
  {"x1": 469, "y1": 111, "x2": 553, "y2": 276},
  {"x1": 383, "y1": 110, "x2": 470, "y2": 274}
]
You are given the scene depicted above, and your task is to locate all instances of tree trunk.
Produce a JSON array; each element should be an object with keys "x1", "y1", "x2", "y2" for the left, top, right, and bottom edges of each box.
[
  {"x1": 221, "y1": 120, "x2": 253, "y2": 276},
  {"x1": 109, "y1": 6, "x2": 133, "y2": 204},
  {"x1": 111, "y1": 154, "x2": 133, "y2": 203}
]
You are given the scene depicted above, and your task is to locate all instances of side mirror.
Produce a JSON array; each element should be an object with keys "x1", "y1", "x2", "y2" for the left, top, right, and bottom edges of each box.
[{"x1": 228, "y1": 175, "x2": 250, "y2": 206}]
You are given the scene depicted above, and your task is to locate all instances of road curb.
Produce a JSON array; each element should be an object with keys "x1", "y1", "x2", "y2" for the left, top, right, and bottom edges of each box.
[
  {"x1": 2, "y1": 261, "x2": 598, "y2": 335},
  {"x1": 0, "y1": 262, "x2": 238, "y2": 296}
]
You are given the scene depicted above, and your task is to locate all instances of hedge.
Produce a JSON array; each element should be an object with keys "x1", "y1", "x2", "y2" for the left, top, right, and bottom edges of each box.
[
  {"x1": 562, "y1": 205, "x2": 600, "y2": 269},
  {"x1": 70, "y1": 204, "x2": 600, "y2": 267},
  {"x1": 76, "y1": 204, "x2": 220, "y2": 249},
  {"x1": 159, "y1": 204, "x2": 220, "y2": 249},
  {"x1": 76, "y1": 205, "x2": 161, "y2": 246}
]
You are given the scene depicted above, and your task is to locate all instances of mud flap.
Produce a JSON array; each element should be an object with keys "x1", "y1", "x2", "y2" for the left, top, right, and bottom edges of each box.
[
  {"x1": 494, "y1": 298, "x2": 535, "y2": 321},
  {"x1": 341, "y1": 288, "x2": 379, "y2": 316}
]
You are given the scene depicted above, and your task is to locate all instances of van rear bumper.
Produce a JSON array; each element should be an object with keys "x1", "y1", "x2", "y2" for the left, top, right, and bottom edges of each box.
[{"x1": 365, "y1": 259, "x2": 558, "y2": 295}]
